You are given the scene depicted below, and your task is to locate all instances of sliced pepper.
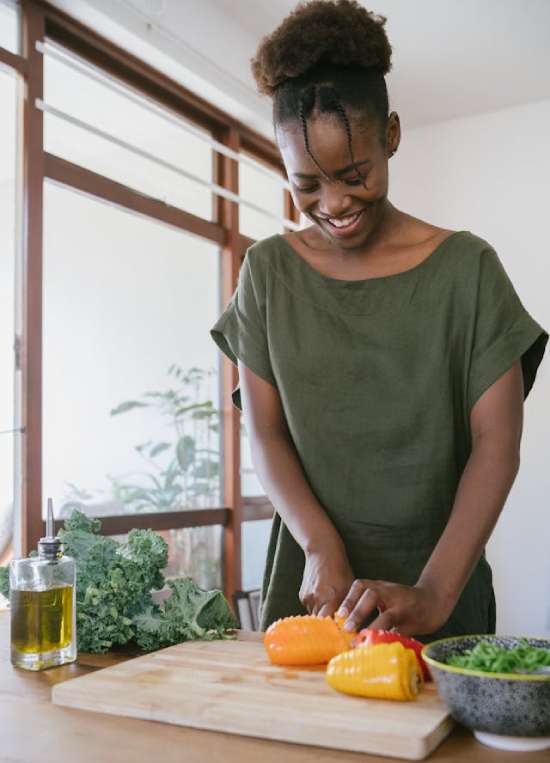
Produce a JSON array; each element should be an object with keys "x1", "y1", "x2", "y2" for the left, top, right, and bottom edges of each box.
[
  {"x1": 264, "y1": 614, "x2": 356, "y2": 666},
  {"x1": 326, "y1": 642, "x2": 423, "y2": 701},
  {"x1": 353, "y1": 627, "x2": 432, "y2": 681}
]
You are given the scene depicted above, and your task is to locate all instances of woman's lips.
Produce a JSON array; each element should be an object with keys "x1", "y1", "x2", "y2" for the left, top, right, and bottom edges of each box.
[{"x1": 318, "y1": 209, "x2": 365, "y2": 237}]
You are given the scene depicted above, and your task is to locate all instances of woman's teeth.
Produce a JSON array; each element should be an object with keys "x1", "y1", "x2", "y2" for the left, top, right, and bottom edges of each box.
[{"x1": 327, "y1": 211, "x2": 362, "y2": 228}]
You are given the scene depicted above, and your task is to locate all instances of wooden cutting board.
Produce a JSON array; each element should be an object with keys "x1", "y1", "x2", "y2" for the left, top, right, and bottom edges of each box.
[{"x1": 52, "y1": 638, "x2": 453, "y2": 760}]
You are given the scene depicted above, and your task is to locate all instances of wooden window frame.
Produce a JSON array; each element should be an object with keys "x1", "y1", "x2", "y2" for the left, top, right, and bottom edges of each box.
[{"x1": 1, "y1": 0, "x2": 301, "y2": 600}]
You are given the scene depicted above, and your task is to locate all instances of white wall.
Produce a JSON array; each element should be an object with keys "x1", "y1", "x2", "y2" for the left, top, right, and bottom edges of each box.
[{"x1": 390, "y1": 98, "x2": 550, "y2": 636}]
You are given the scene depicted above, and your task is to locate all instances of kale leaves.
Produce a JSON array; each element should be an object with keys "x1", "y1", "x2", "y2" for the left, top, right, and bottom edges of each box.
[{"x1": 1, "y1": 510, "x2": 238, "y2": 653}]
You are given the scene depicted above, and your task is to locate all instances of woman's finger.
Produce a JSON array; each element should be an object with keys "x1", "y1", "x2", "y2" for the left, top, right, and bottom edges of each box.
[
  {"x1": 343, "y1": 586, "x2": 380, "y2": 631},
  {"x1": 300, "y1": 591, "x2": 313, "y2": 613},
  {"x1": 317, "y1": 601, "x2": 336, "y2": 618},
  {"x1": 367, "y1": 607, "x2": 397, "y2": 632},
  {"x1": 311, "y1": 594, "x2": 329, "y2": 616},
  {"x1": 336, "y1": 579, "x2": 369, "y2": 618}
]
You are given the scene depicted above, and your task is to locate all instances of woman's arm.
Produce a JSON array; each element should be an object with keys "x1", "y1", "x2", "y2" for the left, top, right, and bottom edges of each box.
[
  {"x1": 337, "y1": 361, "x2": 524, "y2": 635},
  {"x1": 238, "y1": 360, "x2": 354, "y2": 616}
]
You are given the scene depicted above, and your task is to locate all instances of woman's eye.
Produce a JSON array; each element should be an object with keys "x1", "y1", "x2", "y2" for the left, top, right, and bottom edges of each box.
[{"x1": 296, "y1": 176, "x2": 366, "y2": 194}]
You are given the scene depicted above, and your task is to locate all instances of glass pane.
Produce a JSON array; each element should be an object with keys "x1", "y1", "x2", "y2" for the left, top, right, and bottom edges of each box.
[
  {"x1": 110, "y1": 526, "x2": 223, "y2": 591},
  {"x1": 0, "y1": 68, "x2": 17, "y2": 574},
  {"x1": 240, "y1": 420, "x2": 263, "y2": 496},
  {"x1": 242, "y1": 520, "x2": 271, "y2": 591},
  {"x1": 0, "y1": 1, "x2": 19, "y2": 54},
  {"x1": 43, "y1": 183, "x2": 221, "y2": 523},
  {"x1": 239, "y1": 153, "x2": 285, "y2": 240},
  {"x1": 163, "y1": 526, "x2": 223, "y2": 588},
  {"x1": 43, "y1": 46, "x2": 213, "y2": 220}
]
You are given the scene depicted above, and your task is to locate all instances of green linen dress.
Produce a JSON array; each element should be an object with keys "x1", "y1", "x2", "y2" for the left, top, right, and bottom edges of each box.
[{"x1": 210, "y1": 230, "x2": 547, "y2": 639}]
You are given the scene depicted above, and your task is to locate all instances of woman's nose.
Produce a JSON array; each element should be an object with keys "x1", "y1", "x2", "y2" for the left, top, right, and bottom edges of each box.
[{"x1": 318, "y1": 182, "x2": 354, "y2": 217}]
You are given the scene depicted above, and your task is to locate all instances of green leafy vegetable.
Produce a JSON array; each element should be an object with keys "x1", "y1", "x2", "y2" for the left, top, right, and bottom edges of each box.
[
  {"x1": 447, "y1": 639, "x2": 550, "y2": 673},
  {"x1": 0, "y1": 509, "x2": 238, "y2": 653},
  {"x1": 0, "y1": 566, "x2": 8, "y2": 600},
  {"x1": 133, "y1": 578, "x2": 238, "y2": 652}
]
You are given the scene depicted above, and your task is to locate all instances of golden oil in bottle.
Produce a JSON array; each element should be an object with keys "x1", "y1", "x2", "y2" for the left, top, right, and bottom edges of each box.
[
  {"x1": 11, "y1": 586, "x2": 73, "y2": 654},
  {"x1": 9, "y1": 499, "x2": 77, "y2": 670}
]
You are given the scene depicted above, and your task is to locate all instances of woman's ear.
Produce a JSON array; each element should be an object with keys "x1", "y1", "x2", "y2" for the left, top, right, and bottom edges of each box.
[{"x1": 386, "y1": 112, "x2": 401, "y2": 155}]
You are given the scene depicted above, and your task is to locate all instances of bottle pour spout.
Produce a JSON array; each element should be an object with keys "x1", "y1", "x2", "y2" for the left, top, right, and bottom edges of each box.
[
  {"x1": 38, "y1": 497, "x2": 63, "y2": 560},
  {"x1": 46, "y1": 497, "x2": 55, "y2": 539}
]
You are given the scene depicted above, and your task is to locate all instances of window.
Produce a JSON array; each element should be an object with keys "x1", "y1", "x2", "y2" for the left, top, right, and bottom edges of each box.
[
  {"x1": 240, "y1": 423, "x2": 272, "y2": 591},
  {"x1": 0, "y1": 68, "x2": 18, "y2": 569},
  {"x1": 242, "y1": 521, "x2": 271, "y2": 590},
  {"x1": 6, "y1": 1, "x2": 300, "y2": 602},
  {"x1": 241, "y1": 424, "x2": 263, "y2": 497},
  {"x1": 110, "y1": 525, "x2": 223, "y2": 590},
  {"x1": 239, "y1": 151, "x2": 287, "y2": 240},
  {"x1": 0, "y1": 0, "x2": 20, "y2": 54},
  {"x1": 43, "y1": 184, "x2": 224, "y2": 587},
  {"x1": 43, "y1": 44, "x2": 213, "y2": 220},
  {"x1": 43, "y1": 183, "x2": 221, "y2": 518}
]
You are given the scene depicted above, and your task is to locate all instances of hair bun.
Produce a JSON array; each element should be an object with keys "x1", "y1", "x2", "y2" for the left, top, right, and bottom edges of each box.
[{"x1": 251, "y1": 0, "x2": 392, "y2": 97}]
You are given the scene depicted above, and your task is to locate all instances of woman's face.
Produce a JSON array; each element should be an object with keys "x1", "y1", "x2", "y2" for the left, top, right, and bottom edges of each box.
[{"x1": 277, "y1": 111, "x2": 399, "y2": 251}]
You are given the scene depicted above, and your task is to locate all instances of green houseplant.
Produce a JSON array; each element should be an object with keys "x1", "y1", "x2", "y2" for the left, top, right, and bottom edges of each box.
[{"x1": 64, "y1": 365, "x2": 222, "y2": 589}]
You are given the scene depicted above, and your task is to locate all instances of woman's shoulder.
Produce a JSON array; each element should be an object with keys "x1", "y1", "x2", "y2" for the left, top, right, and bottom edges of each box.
[
  {"x1": 392, "y1": 215, "x2": 496, "y2": 263},
  {"x1": 451, "y1": 229, "x2": 496, "y2": 256},
  {"x1": 242, "y1": 233, "x2": 285, "y2": 273},
  {"x1": 445, "y1": 230, "x2": 502, "y2": 281},
  {"x1": 403, "y1": 222, "x2": 496, "y2": 266}
]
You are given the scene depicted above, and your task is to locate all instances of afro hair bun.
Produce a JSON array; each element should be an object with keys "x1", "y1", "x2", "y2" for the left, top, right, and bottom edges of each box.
[{"x1": 250, "y1": 0, "x2": 392, "y2": 97}]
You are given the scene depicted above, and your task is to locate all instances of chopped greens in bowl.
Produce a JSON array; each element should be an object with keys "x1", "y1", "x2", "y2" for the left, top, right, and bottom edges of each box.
[
  {"x1": 446, "y1": 638, "x2": 550, "y2": 674},
  {"x1": 421, "y1": 635, "x2": 550, "y2": 743}
]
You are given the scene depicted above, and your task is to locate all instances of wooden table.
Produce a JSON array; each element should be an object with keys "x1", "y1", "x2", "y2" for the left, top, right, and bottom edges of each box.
[{"x1": 1, "y1": 611, "x2": 547, "y2": 763}]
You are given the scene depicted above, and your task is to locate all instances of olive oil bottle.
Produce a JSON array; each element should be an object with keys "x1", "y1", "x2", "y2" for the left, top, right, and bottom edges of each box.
[{"x1": 9, "y1": 499, "x2": 76, "y2": 670}]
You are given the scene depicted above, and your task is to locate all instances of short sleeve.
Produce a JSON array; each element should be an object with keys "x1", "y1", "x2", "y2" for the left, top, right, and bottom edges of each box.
[
  {"x1": 467, "y1": 247, "x2": 548, "y2": 413},
  {"x1": 210, "y1": 249, "x2": 276, "y2": 410}
]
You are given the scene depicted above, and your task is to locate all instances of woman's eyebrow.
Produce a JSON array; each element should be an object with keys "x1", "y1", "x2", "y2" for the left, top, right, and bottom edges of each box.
[{"x1": 291, "y1": 158, "x2": 371, "y2": 179}]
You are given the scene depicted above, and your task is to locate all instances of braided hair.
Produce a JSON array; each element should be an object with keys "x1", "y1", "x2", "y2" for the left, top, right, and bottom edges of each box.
[{"x1": 250, "y1": 0, "x2": 393, "y2": 183}]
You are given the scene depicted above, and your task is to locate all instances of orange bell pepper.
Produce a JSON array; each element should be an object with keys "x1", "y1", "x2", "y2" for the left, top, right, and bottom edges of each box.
[{"x1": 264, "y1": 614, "x2": 356, "y2": 666}]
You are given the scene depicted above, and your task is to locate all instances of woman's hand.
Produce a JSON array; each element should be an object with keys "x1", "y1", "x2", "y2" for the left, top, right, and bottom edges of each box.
[
  {"x1": 336, "y1": 578, "x2": 456, "y2": 636},
  {"x1": 300, "y1": 541, "x2": 355, "y2": 617}
]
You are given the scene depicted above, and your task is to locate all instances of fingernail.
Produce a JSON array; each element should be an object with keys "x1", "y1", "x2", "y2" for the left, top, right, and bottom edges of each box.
[
  {"x1": 343, "y1": 620, "x2": 354, "y2": 631},
  {"x1": 336, "y1": 607, "x2": 348, "y2": 617}
]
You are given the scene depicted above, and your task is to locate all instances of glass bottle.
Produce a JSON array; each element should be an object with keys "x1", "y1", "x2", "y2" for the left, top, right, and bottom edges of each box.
[{"x1": 9, "y1": 499, "x2": 77, "y2": 670}]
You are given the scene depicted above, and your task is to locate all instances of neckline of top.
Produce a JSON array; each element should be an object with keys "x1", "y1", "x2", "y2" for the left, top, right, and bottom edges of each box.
[{"x1": 274, "y1": 229, "x2": 470, "y2": 285}]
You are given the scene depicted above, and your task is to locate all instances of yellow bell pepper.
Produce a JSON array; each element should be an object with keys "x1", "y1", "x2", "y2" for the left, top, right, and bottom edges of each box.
[{"x1": 326, "y1": 642, "x2": 423, "y2": 701}]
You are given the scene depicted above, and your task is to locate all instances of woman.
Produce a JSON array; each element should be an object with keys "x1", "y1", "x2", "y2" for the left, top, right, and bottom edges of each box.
[{"x1": 211, "y1": 0, "x2": 547, "y2": 640}]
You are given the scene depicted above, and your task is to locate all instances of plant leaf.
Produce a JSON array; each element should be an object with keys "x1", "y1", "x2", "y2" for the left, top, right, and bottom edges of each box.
[
  {"x1": 174, "y1": 402, "x2": 212, "y2": 417},
  {"x1": 192, "y1": 408, "x2": 218, "y2": 420},
  {"x1": 149, "y1": 442, "x2": 171, "y2": 458},
  {"x1": 193, "y1": 460, "x2": 219, "y2": 479},
  {"x1": 110, "y1": 401, "x2": 149, "y2": 416},
  {"x1": 176, "y1": 435, "x2": 195, "y2": 471}
]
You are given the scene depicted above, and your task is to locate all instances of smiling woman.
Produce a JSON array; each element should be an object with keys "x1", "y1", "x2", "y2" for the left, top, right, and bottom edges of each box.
[
  {"x1": 252, "y1": 0, "x2": 396, "y2": 256},
  {"x1": 211, "y1": 0, "x2": 548, "y2": 638}
]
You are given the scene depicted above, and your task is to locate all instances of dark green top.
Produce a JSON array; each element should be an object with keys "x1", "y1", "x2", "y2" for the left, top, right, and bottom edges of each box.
[{"x1": 211, "y1": 230, "x2": 547, "y2": 639}]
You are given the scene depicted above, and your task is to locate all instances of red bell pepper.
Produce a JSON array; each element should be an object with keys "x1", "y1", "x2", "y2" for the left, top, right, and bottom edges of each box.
[{"x1": 352, "y1": 628, "x2": 432, "y2": 681}]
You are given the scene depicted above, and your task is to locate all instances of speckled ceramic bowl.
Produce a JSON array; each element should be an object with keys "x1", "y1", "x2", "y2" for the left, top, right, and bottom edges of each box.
[{"x1": 422, "y1": 635, "x2": 550, "y2": 752}]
